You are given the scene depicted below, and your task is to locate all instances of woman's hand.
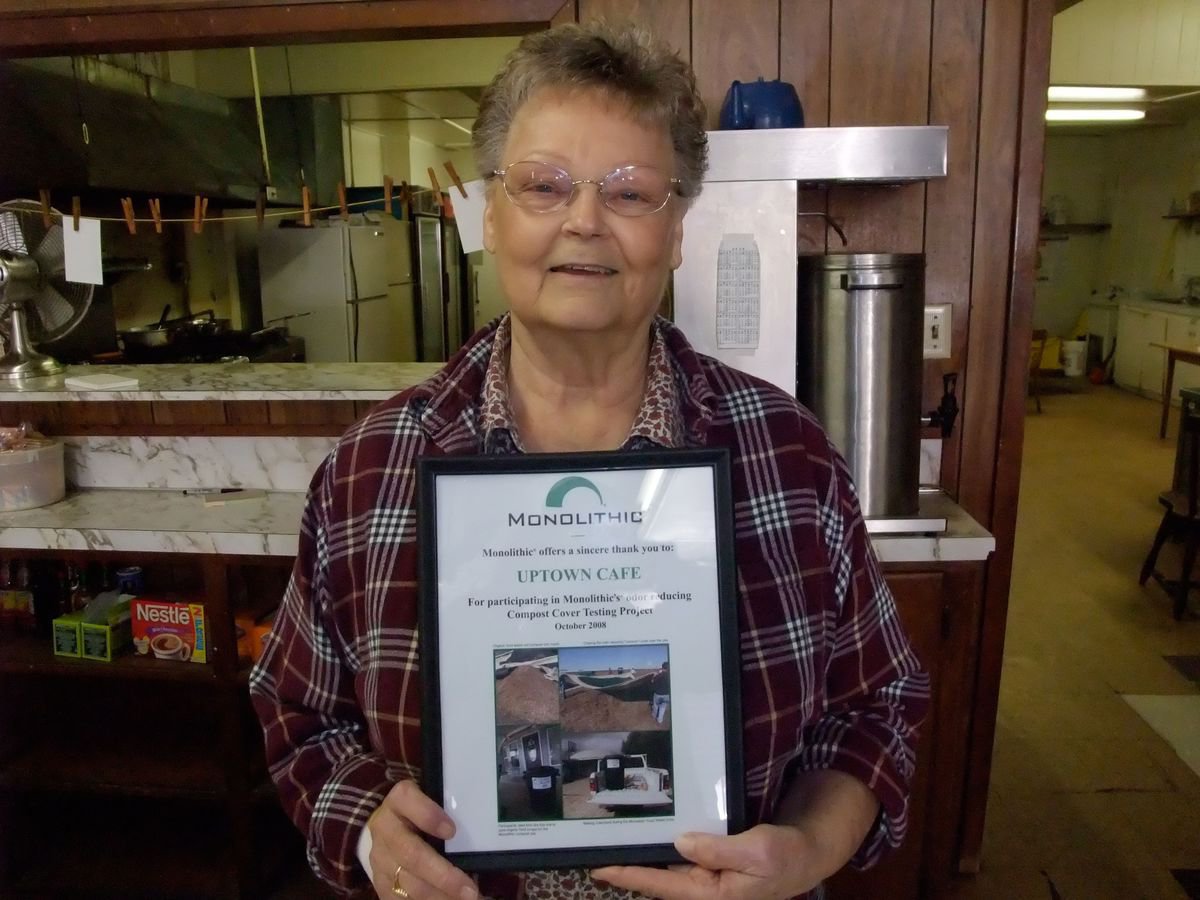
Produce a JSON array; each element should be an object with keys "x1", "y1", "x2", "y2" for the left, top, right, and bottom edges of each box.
[
  {"x1": 591, "y1": 824, "x2": 824, "y2": 900},
  {"x1": 366, "y1": 780, "x2": 479, "y2": 900}
]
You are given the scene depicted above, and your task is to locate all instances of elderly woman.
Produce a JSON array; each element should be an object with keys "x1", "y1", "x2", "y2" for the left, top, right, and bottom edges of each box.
[{"x1": 251, "y1": 21, "x2": 928, "y2": 900}]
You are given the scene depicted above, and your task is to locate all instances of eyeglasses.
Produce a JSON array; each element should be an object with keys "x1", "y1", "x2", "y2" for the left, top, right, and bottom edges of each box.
[{"x1": 491, "y1": 161, "x2": 680, "y2": 217}]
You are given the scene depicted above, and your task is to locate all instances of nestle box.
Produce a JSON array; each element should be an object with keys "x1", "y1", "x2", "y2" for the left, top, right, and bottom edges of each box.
[
  {"x1": 52, "y1": 611, "x2": 85, "y2": 658},
  {"x1": 131, "y1": 597, "x2": 208, "y2": 664}
]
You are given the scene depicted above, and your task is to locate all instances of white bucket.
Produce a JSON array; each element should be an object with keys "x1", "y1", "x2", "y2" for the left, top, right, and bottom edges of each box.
[{"x1": 1062, "y1": 339, "x2": 1087, "y2": 377}]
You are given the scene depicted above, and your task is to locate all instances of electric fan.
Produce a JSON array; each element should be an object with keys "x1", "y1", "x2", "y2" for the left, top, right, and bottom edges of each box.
[{"x1": 0, "y1": 198, "x2": 94, "y2": 379}]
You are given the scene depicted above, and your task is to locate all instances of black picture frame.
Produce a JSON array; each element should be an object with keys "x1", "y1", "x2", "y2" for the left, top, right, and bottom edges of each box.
[{"x1": 418, "y1": 448, "x2": 744, "y2": 873}]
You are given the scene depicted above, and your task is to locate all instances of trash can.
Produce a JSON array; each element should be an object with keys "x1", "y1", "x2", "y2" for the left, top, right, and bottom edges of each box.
[
  {"x1": 798, "y1": 253, "x2": 925, "y2": 517},
  {"x1": 1062, "y1": 339, "x2": 1087, "y2": 377},
  {"x1": 525, "y1": 766, "x2": 560, "y2": 814},
  {"x1": 601, "y1": 755, "x2": 626, "y2": 791}
]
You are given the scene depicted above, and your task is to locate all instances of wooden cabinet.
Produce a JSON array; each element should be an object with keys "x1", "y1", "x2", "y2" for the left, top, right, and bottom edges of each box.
[
  {"x1": 0, "y1": 551, "x2": 304, "y2": 899},
  {"x1": 1114, "y1": 305, "x2": 1168, "y2": 396},
  {"x1": 826, "y1": 564, "x2": 983, "y2": 900}
]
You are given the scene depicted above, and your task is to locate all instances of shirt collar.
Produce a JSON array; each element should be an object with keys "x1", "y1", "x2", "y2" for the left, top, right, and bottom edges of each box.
[{"x1": 477, "y1": 314, "x2": 685, "y2": 452}]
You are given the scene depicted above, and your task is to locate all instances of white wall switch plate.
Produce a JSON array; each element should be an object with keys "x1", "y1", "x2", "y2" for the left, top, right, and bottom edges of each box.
[{"x1": 924, "y1": 304, "x2": 952, "y2": 359}]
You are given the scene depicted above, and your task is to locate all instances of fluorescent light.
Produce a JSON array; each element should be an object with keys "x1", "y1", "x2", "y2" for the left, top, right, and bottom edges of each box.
[
  {"x1": 1048, "y1": 86, "x2": 1147, "y2": 102},
  {"x1": 1045, "y1": 108, "x2": 1145, "y2": 122}
]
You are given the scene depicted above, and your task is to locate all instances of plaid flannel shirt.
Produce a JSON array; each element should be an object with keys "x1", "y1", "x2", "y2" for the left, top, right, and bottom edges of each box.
[{"x1": 249, "y1": 315, "x2": 929, "y2": 899}]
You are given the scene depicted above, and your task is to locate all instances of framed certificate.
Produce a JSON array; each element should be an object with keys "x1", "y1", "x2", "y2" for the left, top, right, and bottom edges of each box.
[{"x1": 418, "y1": 449, "x2": 744, "y2": 872}]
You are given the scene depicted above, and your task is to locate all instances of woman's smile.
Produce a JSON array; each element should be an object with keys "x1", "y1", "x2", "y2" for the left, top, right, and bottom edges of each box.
[{"x1": 547, "y1": 262, "x2": 620, "y2": 281}]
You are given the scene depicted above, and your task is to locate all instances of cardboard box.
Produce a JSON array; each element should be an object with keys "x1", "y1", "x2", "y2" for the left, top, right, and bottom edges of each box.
[
  {"x1": 131, "y1": 597, "x2": 208, "y2": 664},
  {"x1": 52, "y1": 611, "x2": 85, "y2": 658},
  {"x1": 81, "y1": 596, "x2": 133, "y2": 662}
]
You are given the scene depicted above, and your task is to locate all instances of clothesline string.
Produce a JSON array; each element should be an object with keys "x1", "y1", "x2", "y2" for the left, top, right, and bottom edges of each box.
[{"x1": 5, "y1": 187, "x2": 450, "y2": 226}]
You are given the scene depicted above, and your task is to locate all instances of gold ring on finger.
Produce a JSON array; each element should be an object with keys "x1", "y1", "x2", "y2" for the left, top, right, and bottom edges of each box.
[{"x1": 391, "y1": 862, "x2": 409, "y2": 897}]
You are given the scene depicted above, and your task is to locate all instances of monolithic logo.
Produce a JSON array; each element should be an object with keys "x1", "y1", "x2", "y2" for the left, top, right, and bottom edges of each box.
[
  {"x1": 507, "y1": 475, "x2": 642, "y2": 527},
  {"x1": 545, "y1": 476, "x2": 604, "y2": 508}
]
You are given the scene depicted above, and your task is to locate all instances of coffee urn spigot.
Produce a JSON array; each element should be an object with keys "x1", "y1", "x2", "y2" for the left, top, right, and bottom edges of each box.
[{"x1": 924, "y1": 373, "x2": 959, "y2": 438}]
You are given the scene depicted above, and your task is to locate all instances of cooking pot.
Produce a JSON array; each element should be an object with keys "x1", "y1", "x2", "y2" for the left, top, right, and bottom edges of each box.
[
  {"x1": 118, "y1": 308, "x2": 231, "y2": 351},
  {"x1": 119, "y1": 323, "x2": 177, "y2": 350},
  {"x1": 184, "y1": 312, "x2": 232, "y2": 337}
]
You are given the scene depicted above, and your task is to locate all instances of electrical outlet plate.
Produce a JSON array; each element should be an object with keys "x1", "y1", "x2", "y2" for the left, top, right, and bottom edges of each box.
[{"x1": 924, "y1": 305, "x2": 952, "y2": 359}]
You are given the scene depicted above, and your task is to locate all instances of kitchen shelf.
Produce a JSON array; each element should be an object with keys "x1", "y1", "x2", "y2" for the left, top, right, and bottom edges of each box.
[
  {"x1": 1039, "y1": 223, "x2": 1111, "y2": 242},
  {"x1": 1040, "y1": 222, "x2": 1110, "y2": 234},
  {"x1": 704, "y1": 125, "x2": 947, "y2": 183},
  {"x1": 0, "y1": 742, "x2": 230, "y2": 800},
  {"x1": 1, "y1": 791, "x2": 299, "y2": 900},
  {"x1": 0, "y1": 488, "x2": 305, "y2": 556},
  {"x1": 0, "y1": 631, "x2": 220, "y2": 683}
]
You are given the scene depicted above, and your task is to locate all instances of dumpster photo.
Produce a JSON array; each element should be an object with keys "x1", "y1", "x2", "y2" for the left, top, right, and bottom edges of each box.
[{"x1": 496, "y1": 724, "x2": 564, "y2": 821}]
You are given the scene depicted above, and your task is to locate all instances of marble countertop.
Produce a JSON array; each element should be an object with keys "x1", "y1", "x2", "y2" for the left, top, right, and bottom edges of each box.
[
  {"x1": 0, "y1": 363, "x2": 443, "y2": 402},
  {"x1": 872, "y1": 491, "x2": 995, "y2": 563},
  {"x1": 0, "y1": 489, "x2": 306, "y2": 556},
  {"x1": 0, "y1": 487, "x2": 994, "y2": 562}
]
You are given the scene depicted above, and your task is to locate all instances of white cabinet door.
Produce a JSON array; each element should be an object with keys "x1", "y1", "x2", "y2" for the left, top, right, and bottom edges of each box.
[
  {"x1": 1166, "y1": 312, "x2": 1200, "y2": 397},
  {"x1": 1115, "y1": 306, "x2": 1142, "y2": 390},
  {"x1": 1116, "y1": 306, "x2": 1168, "y2": 396},
  {"x1": 1139, "y1": 311, "x2": 1168, "y2": 397}
]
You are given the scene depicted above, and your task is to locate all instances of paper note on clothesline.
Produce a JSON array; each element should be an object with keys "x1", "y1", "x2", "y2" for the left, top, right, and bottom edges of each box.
[
  {"x1": 64, "y1": 217, "x2": 104, "y2": 285},
  {"x1": 454, "y1": 179, "x2": 487, "y2": 254}
]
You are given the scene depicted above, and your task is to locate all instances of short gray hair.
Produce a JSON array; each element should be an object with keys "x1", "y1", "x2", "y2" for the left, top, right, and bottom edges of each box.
[{"x1": 472, "y1": 22, "x2": 708, "y2": 199}]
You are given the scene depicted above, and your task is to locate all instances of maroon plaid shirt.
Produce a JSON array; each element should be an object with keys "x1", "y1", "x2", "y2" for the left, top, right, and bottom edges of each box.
[{"x1": 250, "y1": 316, "x2": 929, "y2": 899}]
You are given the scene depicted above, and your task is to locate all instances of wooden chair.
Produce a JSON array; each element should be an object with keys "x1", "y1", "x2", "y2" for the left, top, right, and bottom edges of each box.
[
  {"x1": 1028, "y1": 329, "x2": 1048, "y2": 414},
  {"x1": 1140, "y1": 403, "x2": 1200, "y2": 619}
]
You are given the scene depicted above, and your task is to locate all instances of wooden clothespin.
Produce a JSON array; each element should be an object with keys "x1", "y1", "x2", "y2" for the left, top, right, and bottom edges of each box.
[
  {"x1": 337, "y1": 181, "x2": 349, "y2": 221},
  {"x1": 427, "y1": 167, "x2": 443, "y2": 208},
  {"x1": 256, "y1": 190, "x2": 266, "y2": 229},
  {"x1": 444, "y1": 161, "x2": 468, "y2": 199},
  {"x1": 148, "y1": 198, "x2": 162, "y2": 234},
  {"x1": 38, "y1": 189, "x2": 52, "y2": 229},
  {"x1": 71, "y1": 196, "x2": 81, "y2": 232},
  {"x1": 301, "y1": 185, "x2": 312, "y2": 227},
  {"x1": 383, "y1": 176, "x2": 394, "y2": 215},
  {"x1": 400, "y1": 180, "x2": 410, "y2": 206},
  {"x1": 193, "y1": 195, "x2": 208, "y2": 234},
  {"x1": 120, "y1": 197, "x2": 137, "y2": 235}
]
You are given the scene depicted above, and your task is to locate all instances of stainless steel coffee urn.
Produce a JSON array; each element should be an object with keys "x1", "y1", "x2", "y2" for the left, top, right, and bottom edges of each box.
[{"x1": 797, "y1": 253, "x2": 925, "y2": 517}]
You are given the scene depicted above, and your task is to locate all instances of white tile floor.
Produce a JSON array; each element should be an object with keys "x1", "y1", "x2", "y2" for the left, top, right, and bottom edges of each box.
[{"x1": 1123, "y1": 693, "x2": 1200, "y2": 781}]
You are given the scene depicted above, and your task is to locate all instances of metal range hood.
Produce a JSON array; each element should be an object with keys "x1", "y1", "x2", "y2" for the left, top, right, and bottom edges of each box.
[{"x1": 0, "y1": 57, "x2": 266, "y2": 202}]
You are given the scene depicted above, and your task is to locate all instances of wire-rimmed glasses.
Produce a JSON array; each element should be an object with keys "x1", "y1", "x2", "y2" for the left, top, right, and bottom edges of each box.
[{"x1": 491, "y1": 161, "x2": 680, "y2": 217}]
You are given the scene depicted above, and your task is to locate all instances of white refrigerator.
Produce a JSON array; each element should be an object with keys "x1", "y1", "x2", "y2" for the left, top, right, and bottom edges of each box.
[{"x1": 258, "y1": 216, "x2": 415, "y2": 363}]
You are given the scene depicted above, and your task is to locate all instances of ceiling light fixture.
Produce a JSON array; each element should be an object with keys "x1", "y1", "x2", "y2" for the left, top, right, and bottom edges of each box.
[
  {"x1": 1048, "y1": 86, "x2": 1147, "y2": 102},
  {"x1": 1045, "y1": 108, "x2": 1145, "y2": 122}
]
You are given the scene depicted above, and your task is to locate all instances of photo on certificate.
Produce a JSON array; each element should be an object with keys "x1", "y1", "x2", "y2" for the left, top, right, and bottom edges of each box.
[{"x1": 419, "y1": 449, "x2": 743, "y2": 872}]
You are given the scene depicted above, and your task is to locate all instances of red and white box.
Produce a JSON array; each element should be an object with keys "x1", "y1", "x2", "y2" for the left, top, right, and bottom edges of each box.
[{"x1": 131, "y1": 597, "x2": 208, "y2": 664}]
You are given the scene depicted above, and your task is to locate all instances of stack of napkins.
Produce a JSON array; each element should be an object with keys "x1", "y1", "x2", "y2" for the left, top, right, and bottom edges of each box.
[{"x1": 64, "y1": 373, "x2": 140, "y2": 390}]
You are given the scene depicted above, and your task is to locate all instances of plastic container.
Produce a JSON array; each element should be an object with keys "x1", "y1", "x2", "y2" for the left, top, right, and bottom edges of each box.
[
  {"x1": 1062, "y1": 339, "x2": 1088, "y2": 377},
  {"x1": 0, "y1": 439, "x2": 66, "y2": 512}
]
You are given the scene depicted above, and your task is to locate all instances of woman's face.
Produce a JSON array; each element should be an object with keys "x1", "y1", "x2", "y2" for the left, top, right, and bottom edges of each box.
[{"x1": 483, "y1": 88, "x2": 685, "y2": 338}]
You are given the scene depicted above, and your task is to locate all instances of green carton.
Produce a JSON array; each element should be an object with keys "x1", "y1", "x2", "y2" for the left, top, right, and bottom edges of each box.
[
  {"x1": 52, "y1": 611, "x2": 85, "y2": 658},
  {"x1": 80, "y1": 594, "x2": 133, "y2": 663}
]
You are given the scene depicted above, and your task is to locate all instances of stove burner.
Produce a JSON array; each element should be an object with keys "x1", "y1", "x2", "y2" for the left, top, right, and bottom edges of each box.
[{"x1": 119, "y1": 329, "x2": 304, "y2": 364}]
